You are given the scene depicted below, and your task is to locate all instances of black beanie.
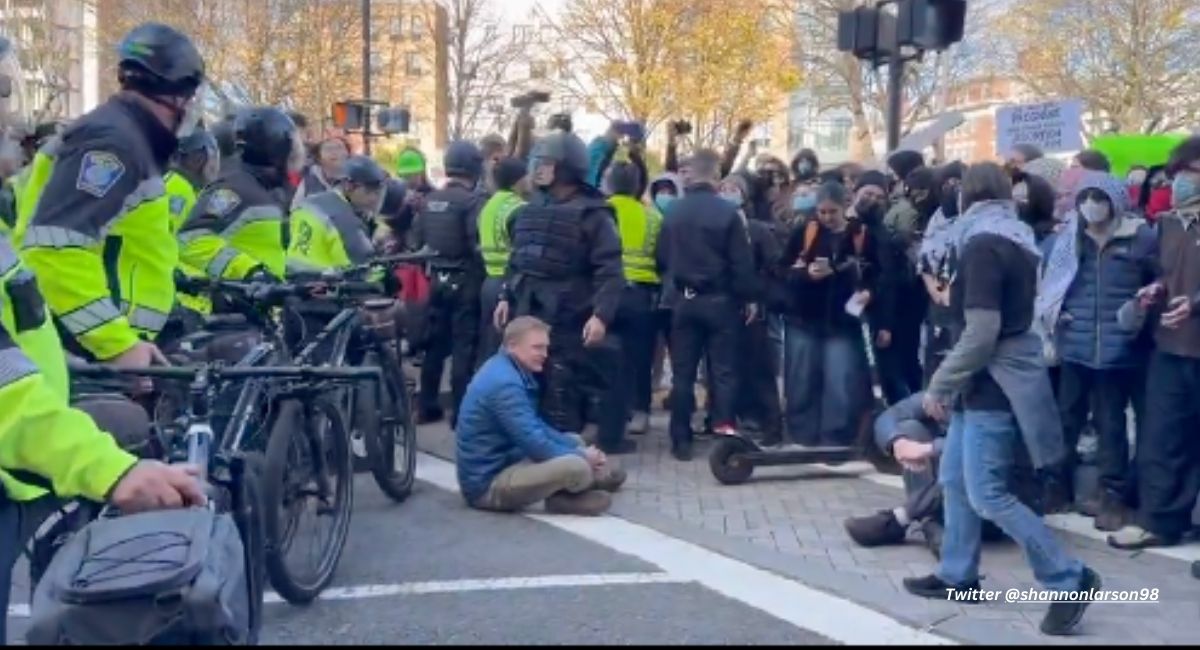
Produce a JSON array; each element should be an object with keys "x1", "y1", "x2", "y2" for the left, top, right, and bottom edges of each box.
[
  {"x1": 855, "y1": 170, "x2": 889, "y2": 194},
  {"x1": 887, "y1": 149, "x2": 925, "y2": 181}
]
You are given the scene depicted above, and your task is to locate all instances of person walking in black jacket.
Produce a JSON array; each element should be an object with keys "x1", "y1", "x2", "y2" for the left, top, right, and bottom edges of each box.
[{"x1": 656, "y1": 150, "x2": 756, "y2": 461}]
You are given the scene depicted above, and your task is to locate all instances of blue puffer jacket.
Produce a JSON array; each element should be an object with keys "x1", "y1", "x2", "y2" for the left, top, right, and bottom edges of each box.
[
  {"x1": 1048, "y1": 215, "x2": 1157, "y2": 370},
  {"x1": 455, "y1": 351, "x2": 584, "y2": 505}
]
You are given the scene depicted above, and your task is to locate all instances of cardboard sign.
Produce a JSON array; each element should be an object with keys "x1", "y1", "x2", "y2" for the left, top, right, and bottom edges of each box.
[{"x1": 995, "y1": 99, "x2": 1084, "y2": 156}]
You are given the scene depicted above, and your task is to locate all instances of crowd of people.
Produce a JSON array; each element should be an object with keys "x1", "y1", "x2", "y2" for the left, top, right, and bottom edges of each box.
[{"x1": 1, "y1": 19, "x2": 1199, "y2": 645}]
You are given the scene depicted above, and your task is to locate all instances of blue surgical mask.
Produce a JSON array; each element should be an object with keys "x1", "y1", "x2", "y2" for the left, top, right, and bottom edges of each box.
[
  {"x1": 793, "y1": 195, "x2": 817, "y2": 213},
  {"x1": 721, "y1": 192, "x2": 743, "y2": 207},
  {"x1": 1172, "y1": 175, "x2": 1200, "y2": 208},
  {"x1": 654, "y1": 195, "x2": 676, "y2": 213}
]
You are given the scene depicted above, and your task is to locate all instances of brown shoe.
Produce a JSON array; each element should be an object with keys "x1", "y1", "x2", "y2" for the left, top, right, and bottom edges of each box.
[
  {"x1": 594, "y1": 468, "x2": 627, "y2": 493},
  {"x1": 545, "y1": 490, "x2": 612, "y2": 516}
]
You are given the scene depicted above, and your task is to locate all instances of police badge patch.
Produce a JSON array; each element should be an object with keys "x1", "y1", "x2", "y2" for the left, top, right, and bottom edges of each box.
[
  {"x1": 76, "y1": 151, "x2": 126, "y2": 198},
  {"x1": 208, "y1": 189, "x2": 241, "y2": 216}
]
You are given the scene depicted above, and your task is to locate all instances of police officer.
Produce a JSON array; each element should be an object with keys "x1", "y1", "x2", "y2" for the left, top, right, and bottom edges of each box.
[
  {"x1": 607, "y1": 161, "x2": 662, "y2": 438},
  {"x1": 656, "y1": 149, "x2": 756, "y2": 461},
  {"x1": 0, "y1": 231, "x2": 204, "y2": 644},
  {"x1": 179, "y1": 106, "x2": 303, "y2": 291},
  {"x1": 476, "y1": 156, "x2": 528, "y2": 366},
  {"x1": 493, "y1": 132, "x2": 626, "y2": 452},
  {"x1": 164, "y1": 129, "x2": 219, "y2": 235},
  {"x1": 412, "y1": 141, "x2": 487, "y2": 424},
  {"x1": 287, "y1": 155, "x2": 388, "y2": 273},
  {"x1": 16, "y1": 22, "x2": 204, "y2": 369}
]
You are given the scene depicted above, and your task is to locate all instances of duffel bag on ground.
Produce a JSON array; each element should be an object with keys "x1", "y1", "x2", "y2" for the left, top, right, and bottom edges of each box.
[{"x1": 27, "y1": 507, "x2": 251, "y2": 646}]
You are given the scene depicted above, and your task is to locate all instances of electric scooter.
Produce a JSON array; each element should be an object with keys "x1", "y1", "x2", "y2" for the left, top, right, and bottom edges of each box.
[{"x1": 709, "y1": 294, "x2": 902, "y2": 485}]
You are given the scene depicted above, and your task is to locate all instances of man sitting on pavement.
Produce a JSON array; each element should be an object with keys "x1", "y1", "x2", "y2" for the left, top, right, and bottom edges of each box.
[
  {"x1": 843, "y1": 392, "x2": 1042, "y2": 558},
  {"x1": 456, "y1": 317, "x2": 626, "y2": 516}
]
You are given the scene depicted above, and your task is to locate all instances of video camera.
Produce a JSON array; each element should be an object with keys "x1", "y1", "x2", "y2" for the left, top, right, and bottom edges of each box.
[{"x1": 511, "y1": 90, "x2": 551, "y2": 111}]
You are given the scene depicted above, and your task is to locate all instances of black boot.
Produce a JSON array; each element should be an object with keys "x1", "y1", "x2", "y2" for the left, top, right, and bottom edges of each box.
[
  {"x1": 417, "y1": 406, "x2": 445, "y2": 425},
  {"x1": 1040, "y1": 567, "x2": 1100, "y2": 636},
  {"x1": 902, "y1": 574, "x2": 984, "y2": 603}
]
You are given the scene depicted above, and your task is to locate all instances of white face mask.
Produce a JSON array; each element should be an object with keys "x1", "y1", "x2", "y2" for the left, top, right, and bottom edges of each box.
[{"x1": 1079, "y1": 199, "x2": 1111, "y2": 224}]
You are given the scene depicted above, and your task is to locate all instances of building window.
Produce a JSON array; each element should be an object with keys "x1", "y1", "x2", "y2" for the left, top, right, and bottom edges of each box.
[
  {"x1": 513, "y1": 24, "x2": 533, "y2": 42},
  {"x1": 410, "y1": 14, "x2": 424, "y2": 39},
  {"x1": 405, "y1": 52, "x2": 422, "y2": 76},
  {"x1": 391, "y1": 16, "x2": 405, "y2": 38},
  {"x1": 369, "y1": 52, "x2": 383, "y2": 73}
]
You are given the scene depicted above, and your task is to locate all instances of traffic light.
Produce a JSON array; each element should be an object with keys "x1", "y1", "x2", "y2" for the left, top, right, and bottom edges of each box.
[
  {"x1": 897, "y1": 0, "x2": 967, "y2": 51},
  {"x1": 836, "y1": 5, "x2": 897, "y2": 60},
  {"x1": 332, "y1": 101, "x2": 367, "y2": 130},
  {"x1": 377, "y1": 107, "x2": 411, "y2": 135}
]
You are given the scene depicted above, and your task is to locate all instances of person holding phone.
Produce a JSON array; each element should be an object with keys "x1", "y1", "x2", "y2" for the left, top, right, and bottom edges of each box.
[{"x1": 1109, "y1": 136, "x2": 1200, "y2": 553}]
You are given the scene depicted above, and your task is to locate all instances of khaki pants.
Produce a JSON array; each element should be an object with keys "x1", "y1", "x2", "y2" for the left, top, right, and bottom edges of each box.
[{"x1": 474, "y1": 435, "x2": 596, "y2": 512}]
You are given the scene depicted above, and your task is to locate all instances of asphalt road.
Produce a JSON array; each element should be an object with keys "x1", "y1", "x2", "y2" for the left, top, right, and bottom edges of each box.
[{"x1": 6, "y1": 472, "x2": 835, "y2": 646}]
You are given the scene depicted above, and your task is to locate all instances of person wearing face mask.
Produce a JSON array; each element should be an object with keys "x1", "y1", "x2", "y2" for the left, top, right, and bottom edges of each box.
[
  {"x1": 179, "y1": 107, "x2": 303, "y2": 293},
  {"x1": 724, "y1": 172, "x2": 785, "y2": 447},
  {"x1": 654, "y1": 150, "x2": 756, "y2": 461},
  {"x1": 1035, "y1": 171, "x2": 1156, "y2": 531},
  {"x1": 1013, "y1": 171, "x2": 1058, "y2": 245},
  {"x1": 1137, "y1": 165, "x2": 1172, "y2": 223},
  {"x1": 790, "y1": 149, "x2": 820, "y2": 187},
  {"x1": 493, "y1": 131, "x2": 626, "y2": 457},
  {"x1": 648, "y1": 172, "x2": 685, "y2": 398},
  {"x1": 883, "y1": 149, "x2": 926, "y2": 241},
  {"x1": 291, "y1": 135, "x2": 350, "y2": 209},
  {"x1": 1109, "y1": 136, "x2": 1200, "y2": 552},
  {"x1": 15, "y1": 23, "x2": 204, "y2": 371},
  {"x1": 850, "y1": 170, "x2": 903, "y2": 403}
]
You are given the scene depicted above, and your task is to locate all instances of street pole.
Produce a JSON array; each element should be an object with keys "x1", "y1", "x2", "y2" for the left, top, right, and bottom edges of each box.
[
  {"x1": 362, "y1": 0, "x2": 372, "y2": 154},
  {"x1": 886, "y1": 48, "x2": 903, "y2": 154}
]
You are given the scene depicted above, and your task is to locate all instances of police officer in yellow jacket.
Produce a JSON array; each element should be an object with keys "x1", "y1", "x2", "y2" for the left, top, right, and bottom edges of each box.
[
  {"x1": 475, "y1": 156, "x2": 528, "y2": 366},
  {"x1": 178, "y1": 107, "x2": 303, "y2": 292},
  {"x1": 16, "y1": 23, "x2": 205, "y2": 368},
  {"x1": 0, "y1": 232, "x2": 205, "y2": 644},
  {"x1": 606, "y1": 161, "x2": 662, "y2": 437},
  {"x1": 165, "y1": 128, "x2": 219, "y2": 235},
  {"x1": 287, "y1": 155, "x2": 388, "y2": 274}
]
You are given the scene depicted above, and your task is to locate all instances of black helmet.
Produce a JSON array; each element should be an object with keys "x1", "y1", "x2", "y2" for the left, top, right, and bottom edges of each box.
[
  {"x1": 117, "y1": 23, "x2": 205, "y2": 97},
  {"x1": 211, "y1": 114, "x2": 238, "y2": 158},
  {"x1": 444, "y1": 140, "x2": 484, "y2": 180},
  {"x1": 379, "y1": 179, "x2": 408, "y2": 218},
  {"x1": 234, "y1": 107, "x2": 297, "y2": 171},
  {"x1": 530, "y1": 132, "x2": 589, "y2": 185},
  {"x1": 340, "y1": 155, "x2": 388, "y2": 187},
  {"x1": 177, "y1": 128, "x2": 217, "y2": 157}
]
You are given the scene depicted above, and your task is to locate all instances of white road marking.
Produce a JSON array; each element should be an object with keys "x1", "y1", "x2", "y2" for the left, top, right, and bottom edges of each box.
[
  {"x1": 817, "y1": 462, "x2": 1200, "y2": 564},
  {"x1": 416, "y1": 454, "x2": 953, "y2": 646},
  {"x1": 7, "y1": 574, "x2": 684, "y2": 619}
]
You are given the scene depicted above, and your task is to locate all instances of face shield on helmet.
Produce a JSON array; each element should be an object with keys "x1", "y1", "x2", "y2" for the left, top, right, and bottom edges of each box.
[
  {"x1": 169, "y1": 81, "x2": 207, "y2": 139},
  {"x1": 286, "y1": 129, "x2": 306, "y2": 175},
  {"x1": 531, "y1": 157, "x2": 556, "y2": 188},
  {"x1": 200, "y1": 142, "x2": 220, "y2": 184}
]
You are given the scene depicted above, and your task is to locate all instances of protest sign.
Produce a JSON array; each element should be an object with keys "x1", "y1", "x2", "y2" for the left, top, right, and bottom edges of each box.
[{"x1": 995, "y1": 99, "x2": 1084, "y2": 156}]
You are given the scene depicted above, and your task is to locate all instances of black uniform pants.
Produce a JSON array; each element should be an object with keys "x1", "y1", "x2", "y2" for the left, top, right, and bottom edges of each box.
[
  {"x1": 1137, "y1": 352, "x2": 1200, "y2": 539},
  {"x1": 613, "y1": 284, "x2": 658, "y2": 415},
  {"x1": 540, "y1": 328, "x2": 626, "y2": 452},
  {"x1": 419, "y1": 271, "x2": 481, "y2": 418},
  {"x1": 736, "y1": 316, "x2": 783, "y2": 441},
  {"x1": 477, "y1": 277, "x2": 506, "y2": 370},
  {"x1": 668, "y1": 293, "x2": 740, "y2": 448}
]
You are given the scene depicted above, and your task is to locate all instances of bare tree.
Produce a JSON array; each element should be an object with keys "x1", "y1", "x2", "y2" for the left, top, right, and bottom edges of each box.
[
  {"x1": 443, "y1": 0, "x2": 520, "y2": 141},
  {"x1": 0, "y1": 0, "x2": 97, "y2": 122}
]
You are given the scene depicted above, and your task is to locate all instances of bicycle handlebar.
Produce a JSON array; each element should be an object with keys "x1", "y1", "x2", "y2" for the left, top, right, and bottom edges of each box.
[
  {"x1": 177, "y1": 277, "x2": 386, "y2": 306},
  {"x1": 69, "y1": 362, "x2": 383, "y2": 382}
]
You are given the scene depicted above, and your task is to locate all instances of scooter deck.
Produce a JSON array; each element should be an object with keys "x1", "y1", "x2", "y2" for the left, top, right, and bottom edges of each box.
[{"x1": 742, "y1": 445, "x2": 860, "y2": 467}]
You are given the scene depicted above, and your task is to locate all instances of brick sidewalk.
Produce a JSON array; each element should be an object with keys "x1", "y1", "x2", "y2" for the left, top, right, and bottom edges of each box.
[{"x1": 416, "y1": 413, "x2": 1200, "y2": 645}]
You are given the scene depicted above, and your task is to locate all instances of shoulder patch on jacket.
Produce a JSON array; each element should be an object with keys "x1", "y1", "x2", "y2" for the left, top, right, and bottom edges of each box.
[
  {"x1": 208, "y1": 189, "x2": 242, "y2": 216},
  {"x1": 75, "y1": 151, "x2": 126, "y2": 198},
  {"x1": 169, "y1": 195, "x2": 187, "y2": 216}
]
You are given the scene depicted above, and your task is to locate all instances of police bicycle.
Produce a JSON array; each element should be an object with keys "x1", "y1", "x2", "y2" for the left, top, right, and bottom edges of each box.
[{"x1": 282, "y1": 249, "x2": 438, "y2": 504}]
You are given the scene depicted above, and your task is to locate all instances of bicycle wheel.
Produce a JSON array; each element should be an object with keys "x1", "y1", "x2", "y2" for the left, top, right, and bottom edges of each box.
[
  {"x1": 358, "y1": 348, "x2": 417, "y2": 502},
  {"x1": 262, "y1": 398, "x2": 354, "y2": 604}
]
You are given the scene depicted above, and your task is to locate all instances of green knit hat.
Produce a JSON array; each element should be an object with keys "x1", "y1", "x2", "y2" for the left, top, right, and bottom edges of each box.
[{"x1": 396, "y1": 148, "x2": 426, "y2": 176}]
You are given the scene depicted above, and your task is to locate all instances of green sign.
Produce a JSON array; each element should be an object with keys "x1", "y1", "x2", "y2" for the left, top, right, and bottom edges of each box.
[{"x1": 1090, "y1": 134, "x2": 1187, "y2": 178}]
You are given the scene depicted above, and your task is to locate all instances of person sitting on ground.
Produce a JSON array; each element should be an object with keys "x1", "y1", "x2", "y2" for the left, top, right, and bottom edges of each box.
[
  {"x1": 842, "y1": 391, "x2": 1040, "y2": 558},
  {"x1": 456, "y1": 317, "x2": 627, "y2": 516}
]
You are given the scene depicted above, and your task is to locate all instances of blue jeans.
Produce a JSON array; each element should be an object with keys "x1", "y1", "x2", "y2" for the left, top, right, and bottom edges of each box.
[
  {"x1": 783, "y1": 325, "x2": 868, "y2": 446},
  {"x1": 938, "y1": 410, "x2": 1084, "y2": 592}
]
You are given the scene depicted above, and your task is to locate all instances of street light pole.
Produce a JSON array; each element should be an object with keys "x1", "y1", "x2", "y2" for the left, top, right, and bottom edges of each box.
[
  {"x1": 362, "y1": 0, "x2": 373, "y2": 154},
  {"x1": 886, "y1": 48, "x2": 903, "y2": 153}
]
